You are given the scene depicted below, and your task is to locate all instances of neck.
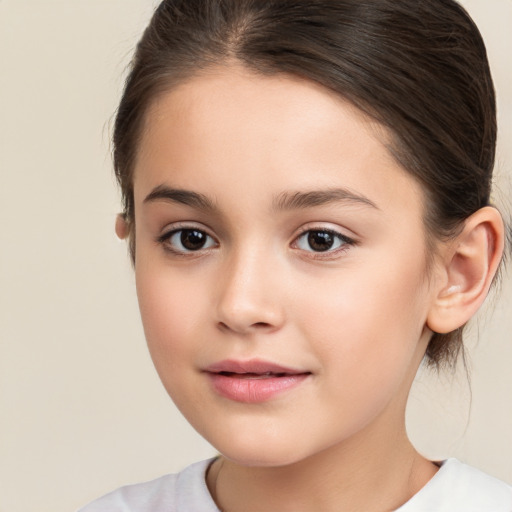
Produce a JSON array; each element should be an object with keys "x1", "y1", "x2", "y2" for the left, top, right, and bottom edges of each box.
[{"x1": 207, "y1": 405, "x2": 437, "y2": 512}]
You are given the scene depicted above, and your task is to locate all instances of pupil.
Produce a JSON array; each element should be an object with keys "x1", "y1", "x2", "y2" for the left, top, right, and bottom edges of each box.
[
  {"x1": 181, "y1": 230, "x2": 206, "y2": 250},
  {"x1": 308, "y1": 231, "x2": 334, "y2": 252}
]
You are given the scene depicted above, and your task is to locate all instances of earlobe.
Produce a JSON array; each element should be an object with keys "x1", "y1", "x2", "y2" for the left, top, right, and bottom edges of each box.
[
  {"x1": 427, "y1": 207, "x2": 505, "y2": 334},
  {"x1": 115, "y1": 213, "x2": 128, "y2": 240}
]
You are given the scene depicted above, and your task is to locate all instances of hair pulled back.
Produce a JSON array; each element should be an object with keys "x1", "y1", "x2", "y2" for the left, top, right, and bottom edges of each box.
[{"x1": 114, "y1": 0, "x2": 498, "y2": 368}]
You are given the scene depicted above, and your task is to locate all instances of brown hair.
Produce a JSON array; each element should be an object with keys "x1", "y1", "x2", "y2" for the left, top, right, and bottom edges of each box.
[{"x1": 113, "y1": 0, "x2": 502, "y2": 368}]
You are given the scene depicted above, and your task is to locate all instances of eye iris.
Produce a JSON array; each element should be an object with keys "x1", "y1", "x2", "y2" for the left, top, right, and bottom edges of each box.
[
  {"x1": 180, "y1": 230, "x2": 207, "y2": 250},
  {"x1": 308, "y1": 231, "x2": 334, "y2": 252}
]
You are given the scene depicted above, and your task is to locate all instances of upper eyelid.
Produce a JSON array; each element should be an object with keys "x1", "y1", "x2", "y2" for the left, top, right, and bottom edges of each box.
[
  {"x1": 293, "y1": 229, "x2": 355, "y2": 246},
  {"x1": 159, "y1": 222, "x2": 215, "y2": 237},
  {"x1": 293, "y1": 224, "x2": 357, "y2": 241}
]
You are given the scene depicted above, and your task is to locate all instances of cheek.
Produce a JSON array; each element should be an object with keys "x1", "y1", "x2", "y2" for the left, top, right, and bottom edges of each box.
[
  {"x1": 135, "y1": 264, "x2": 208, "y2": 374},
  {"x1": 295, "y1": 251, "x2": 430, "y2": 390}
]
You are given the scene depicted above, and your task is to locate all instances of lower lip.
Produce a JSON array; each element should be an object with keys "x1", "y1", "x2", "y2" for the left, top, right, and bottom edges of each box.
[{"x1": 207, "y1": 373, "x2": 310, "y2": 403}]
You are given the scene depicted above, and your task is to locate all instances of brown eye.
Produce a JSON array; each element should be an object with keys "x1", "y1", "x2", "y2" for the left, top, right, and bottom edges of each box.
[
  {"x1": 180, "y1": 229, "x2": 208, "y2": 250},
  {"x1": 162, "y1": 228, "x2": 216, "y2": 253},
  {"x1": 295, "y1": 229, "x2": 353, "y2": 253},
  {"x1": 307, "y1": 231, "x2": 335, "y2": 252}
]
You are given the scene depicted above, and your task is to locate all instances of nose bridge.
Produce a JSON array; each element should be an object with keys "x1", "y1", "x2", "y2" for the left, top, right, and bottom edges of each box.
[{"x1": 215, "y1": 241, "x2": 284, "y2": 333}]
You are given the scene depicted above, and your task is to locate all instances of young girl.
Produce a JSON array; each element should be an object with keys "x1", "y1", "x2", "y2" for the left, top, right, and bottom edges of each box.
[{"x1": 80, "y1": 0, "x2": 511, "y2": 510}]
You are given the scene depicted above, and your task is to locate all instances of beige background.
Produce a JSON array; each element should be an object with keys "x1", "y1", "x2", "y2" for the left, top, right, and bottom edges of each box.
[{"x1": 0, "y1": 1, "x2": 511, "y2": 511}]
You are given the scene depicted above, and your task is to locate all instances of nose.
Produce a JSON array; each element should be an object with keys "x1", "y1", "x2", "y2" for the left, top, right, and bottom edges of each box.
[{"x1": 215, "y1": 249, "x2": 286, "y2": 335}]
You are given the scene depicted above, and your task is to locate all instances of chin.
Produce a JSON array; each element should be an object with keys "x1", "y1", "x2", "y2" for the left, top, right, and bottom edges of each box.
[
  {"x1": 211, "y1": 434, "x2": 313, "y2": 468},
  {"x1": 223, "y1": 451, "x2": 301, "y2": 468}
]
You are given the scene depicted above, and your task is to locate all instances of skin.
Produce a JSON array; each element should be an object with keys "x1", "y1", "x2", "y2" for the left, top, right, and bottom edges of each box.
[{"x1": 121, "y1": 65, "x2": 503, "y2": 511}]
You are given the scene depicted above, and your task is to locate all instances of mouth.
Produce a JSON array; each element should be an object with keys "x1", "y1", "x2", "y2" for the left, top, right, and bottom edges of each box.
[
  {"x1": 216, "y1": 371, "x2": 294, "y2": 380},
  {"x1": 204, "y1": 359, "x2": 311, "y2": 403},
  {"x1": 205, "y1": 359, "x2": 308, "y2": 375}
]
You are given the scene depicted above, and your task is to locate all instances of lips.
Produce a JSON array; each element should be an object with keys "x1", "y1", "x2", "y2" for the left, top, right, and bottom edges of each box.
[{"x1": 204, "y1": 359, "x2": 311, "y2": 403}]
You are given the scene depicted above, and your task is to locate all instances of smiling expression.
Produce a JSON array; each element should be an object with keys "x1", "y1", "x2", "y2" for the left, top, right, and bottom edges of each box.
[{"x1": 131, "y1": 66, "x2": 438, "y2": 466}]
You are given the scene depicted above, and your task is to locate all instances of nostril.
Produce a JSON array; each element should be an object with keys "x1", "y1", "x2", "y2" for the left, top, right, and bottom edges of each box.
[
  {"x1": 217, "y1": 320, "x2": 273, "y2": 333},
  {"x1": 218, "y1": 321, "x2": 230, "y2": 331},
  {"x1": 253, "y1": 322, "x2": 272, "y2": 328}
]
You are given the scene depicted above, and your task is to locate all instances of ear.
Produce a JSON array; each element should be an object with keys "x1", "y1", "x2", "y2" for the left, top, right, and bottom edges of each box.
[
  {"x1": 115, "y1": 213, "x2": 129, "y2": 240},
  {"x1": 427, "y1": 207, "x2": 505, "y2": 334}
]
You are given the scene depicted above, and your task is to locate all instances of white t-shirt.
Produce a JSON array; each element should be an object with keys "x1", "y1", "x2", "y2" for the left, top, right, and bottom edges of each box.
[{"x1": 78, "y1": 458, "x2": 512, "y2": 511}]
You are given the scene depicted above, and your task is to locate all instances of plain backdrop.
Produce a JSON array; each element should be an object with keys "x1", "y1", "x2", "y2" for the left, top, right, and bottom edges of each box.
[{"x1": 0, "y1": 1, "x2": 511, "y2": 511}]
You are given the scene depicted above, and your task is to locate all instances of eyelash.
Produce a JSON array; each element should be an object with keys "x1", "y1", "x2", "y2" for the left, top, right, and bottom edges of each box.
[
  {"x1": 157, "y1": 225, "x2": 218, "y2": 257},
  {"x1": 157, "y1": 225, "x2": 356, "y2": 258},
  {"x1": 292, "y1": 228, "x2": 356, "y2": 259}
]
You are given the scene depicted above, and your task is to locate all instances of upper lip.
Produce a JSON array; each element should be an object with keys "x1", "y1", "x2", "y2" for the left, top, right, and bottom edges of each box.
[{"x1": 205, "y1": 359, "x2": 309, "y2": 375}]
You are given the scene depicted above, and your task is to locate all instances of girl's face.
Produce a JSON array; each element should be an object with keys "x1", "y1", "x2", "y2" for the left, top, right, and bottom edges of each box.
[{"x1": 132, "y1": 66, "x2": 437, "y2": 466}]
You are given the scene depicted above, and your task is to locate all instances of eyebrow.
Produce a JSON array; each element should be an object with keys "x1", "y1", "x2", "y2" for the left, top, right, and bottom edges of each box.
[
  {"x1": 143, "y1": 184, "x2": 378, "y2": 213},
  {"x1": 272, "y1": 188, "x2": 379, "y2": 211},
  {"x1": 143, "y1": 185, "x2": 216, "y2": 211}
]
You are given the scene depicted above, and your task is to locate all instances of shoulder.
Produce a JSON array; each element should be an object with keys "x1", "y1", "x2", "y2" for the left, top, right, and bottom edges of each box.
[
  {"x1": 77, "y1": 459, "x2": 219, "y2": 512},
  {"x1": 397, "y1": 458, "x2": 512, "y2": 512}
]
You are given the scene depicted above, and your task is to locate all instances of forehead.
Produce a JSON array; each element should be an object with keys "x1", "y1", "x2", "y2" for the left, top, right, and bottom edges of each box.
[
  {"x1": 133, "y1": 65, "x2": 425, "y2": 218},
  {"x1": 138, "y1": 66, "x2": 389, "y2": 167}
]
